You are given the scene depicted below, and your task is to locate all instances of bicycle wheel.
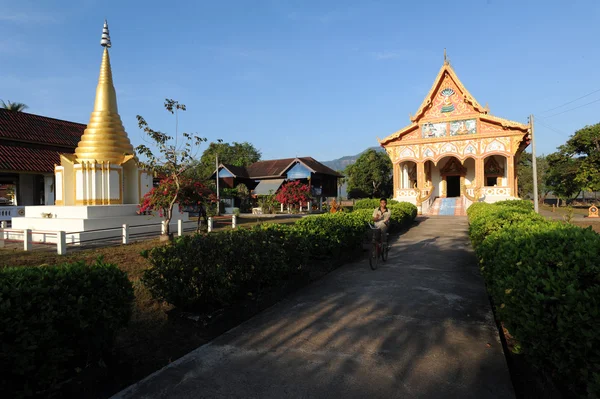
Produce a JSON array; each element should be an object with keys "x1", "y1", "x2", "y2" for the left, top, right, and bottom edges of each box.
[
  {"x1": 381, "y1": 242, "x2": 388, "y2": 261},
  {"x1": 369, "y1": 242, "x2": 379, "y2": 270}
]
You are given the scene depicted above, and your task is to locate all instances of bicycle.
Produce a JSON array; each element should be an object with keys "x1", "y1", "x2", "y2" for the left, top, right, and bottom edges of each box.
[{"x1": 368, "y1": 223, "x2": 389, "y2": 270}]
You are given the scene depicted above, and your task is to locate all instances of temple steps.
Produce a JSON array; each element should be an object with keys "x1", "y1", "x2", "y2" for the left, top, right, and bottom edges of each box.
[{"x1": 426, "y1": 197, "x2": 466, "y2": 216}]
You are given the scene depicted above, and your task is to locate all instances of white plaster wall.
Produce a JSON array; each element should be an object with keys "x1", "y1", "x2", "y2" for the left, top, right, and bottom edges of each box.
[
  {"x1": 464, "y1": 158, "x2": 476, "y2": 186},
  {"x1": 75, "y1": 166, "x2": 84, "y2": 201},
  {"x1": 122, "y1": 163, "x2": 138, "y2": 204},
  {"x1": 109, "y1": 169, "x2": 121, "y2": 200},
  {"x1": 44, "y1": 175, "x2": 54, "y2": 205},
  {"x1": 140, "y1": 172, "x2": 152, "y2": 198},
  {"x1": 55, "y1": 168, "x2": 64, "y2": 202}
]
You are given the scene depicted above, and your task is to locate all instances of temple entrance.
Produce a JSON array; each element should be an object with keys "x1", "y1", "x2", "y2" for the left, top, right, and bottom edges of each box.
[{"x1": 446, "y1": 175, "x2": 461, "y2": 197}]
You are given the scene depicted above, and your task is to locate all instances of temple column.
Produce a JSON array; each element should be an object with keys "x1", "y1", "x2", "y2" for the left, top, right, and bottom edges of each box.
[
  {"x1": 475, "y1": 157, "x2": 484, "y2": 187},
  {"x1": 393, "y1": 163, "x2": 400, "y2": 197},
  {"x1": 417, "y1": 162, "x2": 425, "y2": 189},
  {"x1": 507, "y1": 155, "x2": 515, "y2": 196}
]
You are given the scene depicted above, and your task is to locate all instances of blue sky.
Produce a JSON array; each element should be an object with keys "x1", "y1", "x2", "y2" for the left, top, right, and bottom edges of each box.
[{"x1": 1, "y1": 0, "x2": 599, "y2": 163}]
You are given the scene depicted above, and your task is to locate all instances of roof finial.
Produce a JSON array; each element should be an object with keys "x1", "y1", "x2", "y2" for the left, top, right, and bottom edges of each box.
[
  {"x1": 444, "y1": 48, "x2": 448, "y2": 65},
  {"x1": 101, "y1": 19, "x2": 111, "y2": 48}
]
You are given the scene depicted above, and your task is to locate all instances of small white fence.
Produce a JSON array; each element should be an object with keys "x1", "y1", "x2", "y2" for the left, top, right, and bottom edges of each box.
[{"x1": 0, "y1": 215, "x2": 238, "y2": 255}]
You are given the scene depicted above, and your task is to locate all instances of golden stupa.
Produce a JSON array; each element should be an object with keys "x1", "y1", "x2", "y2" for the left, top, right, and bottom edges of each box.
[
  {"x1": 54, "y1": 21, "x2": 152, "y2": 206},
  {"x1": 74, "y1": 46, "x2": 136, "y2": 164}
]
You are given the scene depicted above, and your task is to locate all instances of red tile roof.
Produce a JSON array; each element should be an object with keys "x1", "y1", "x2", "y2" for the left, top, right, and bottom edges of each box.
[
  {"x1": 0, "y1": 109, "x2": 86, "y2": 173},
  {"x1": 0, "y1": 143, "x2": 62, "y2": 173},
  {"x1": 0, "y1": 109, "x2": 85, "y2": 148}
]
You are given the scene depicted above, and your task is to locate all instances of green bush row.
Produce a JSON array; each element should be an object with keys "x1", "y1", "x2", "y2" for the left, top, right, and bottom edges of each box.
[
  {"x1": 0, "y1": 259, "x2": 134, "y2": 398},
  {"x1": 142, "y1": 202, "x2": 417, "y2": 311},
  {"x1": 352, "y1": 198, "x2": 400, "y2": 209},
  {"x1": 467, "y1": 201, "x2": 600, "y2": 397}
]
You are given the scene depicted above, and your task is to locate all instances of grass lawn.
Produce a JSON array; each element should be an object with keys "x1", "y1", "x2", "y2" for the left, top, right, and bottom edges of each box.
[
  {"x1": 0, "y1": 217, "x2": 305, "y2": 398},
  {"x1": 540, "y1": 203, "x2": 597, "y2": 216}
]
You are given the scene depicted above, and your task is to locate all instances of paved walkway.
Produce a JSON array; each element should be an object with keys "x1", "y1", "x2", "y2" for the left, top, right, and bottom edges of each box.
[{"x1": 113, "y1": 216, "x2": 514, "y2": 399}]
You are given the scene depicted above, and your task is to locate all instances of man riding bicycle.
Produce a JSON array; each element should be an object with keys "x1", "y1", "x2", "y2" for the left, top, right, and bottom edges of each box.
[{"x1": 372, "y1": 198, "x2": 391, "y2": 245}]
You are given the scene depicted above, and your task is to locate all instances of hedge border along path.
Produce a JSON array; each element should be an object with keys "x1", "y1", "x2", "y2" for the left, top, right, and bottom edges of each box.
[
  {"x1": 141, "y1": 202, "x2": 418, "y2": 312},
  {"x1": 467, "y1": 200, "x2": 600, "y2": 398},
  {"x1": 0, "y1": 258, "x2": 134, "y2": 398}
]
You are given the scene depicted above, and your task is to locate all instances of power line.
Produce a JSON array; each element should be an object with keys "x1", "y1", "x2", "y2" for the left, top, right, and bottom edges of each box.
[
  {"x1": 535, "y1": 118, "x2": 568, "y2": 136},
  {"x1": 543, "y1": 97, "x2": 600, "y2": 118},
  {"x1": 541, "y1": 88, "x2": 600, "y2": 114}
]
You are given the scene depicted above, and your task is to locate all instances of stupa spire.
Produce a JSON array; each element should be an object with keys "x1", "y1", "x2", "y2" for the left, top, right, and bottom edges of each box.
[
  {"x1": 101, "y1": 19, "x2": 111, "y2": 48},
  {"x1": 74, "y1": 20, "x2": 135, "y2": 165}
]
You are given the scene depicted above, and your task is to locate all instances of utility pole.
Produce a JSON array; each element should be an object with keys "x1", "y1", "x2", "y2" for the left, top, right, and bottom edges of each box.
[
  {"x1": 530, "y1": 114, "x2": 539, "y2": 213},
  {"x1": 215, "y1": 153, "x2": 220, "y2": 216}
]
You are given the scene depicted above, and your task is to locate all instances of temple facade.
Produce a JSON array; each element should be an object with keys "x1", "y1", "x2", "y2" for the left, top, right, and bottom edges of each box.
[{"x1": 379, "y1": 56, "x2": 530, "y2": 214}]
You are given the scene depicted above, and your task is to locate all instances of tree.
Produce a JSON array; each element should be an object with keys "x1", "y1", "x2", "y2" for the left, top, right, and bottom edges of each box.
[
  {"x1": 545, "y1": 151, "x2": 581, "y2": 206},
  {"x1": 557, "y1": 122, "x2": 600, "y2": 193},
  {"x1": 1, "y1": 100, "x2": 28, "y2": 112},
  {"x1": 136, "y1": 99, "x2": 207, "y2": 239},
  {"x1": 517, "y1": 153, "x2": 550, "y2": 202},
  {"x1": 140, "y1": 177, "x2": 215, "y2": 232},
  {"x1": 275, "y1": 181, "x2": 311, "y2": 212},
  {"x1": 190, "y1": 141, "x2": 261, "y2": 181},
  {"x1": 345, "y1": 149, "x2": 392, "y2": 199}
]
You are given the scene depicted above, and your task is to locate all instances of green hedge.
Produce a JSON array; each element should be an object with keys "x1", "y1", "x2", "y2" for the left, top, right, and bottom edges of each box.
[
  {"x1": 352, "y1": 198, "x2": 400, "y2": 209},
  {"x1": 468, "y1": 202, "x2": 600, "y2": 397},
  {"x1": 0, "y1": 259, "x2": 134, "y2": 397},
  {"x1": 142, "y1": 202, "x2": 417, "y2": 311}
]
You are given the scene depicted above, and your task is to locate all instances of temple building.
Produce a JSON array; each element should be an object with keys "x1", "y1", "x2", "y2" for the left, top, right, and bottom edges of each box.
[
  {"x1": 10, "y1": 21, "x2": 187, "y2": 243},
  {"x1": 378, "y1": 53, "x2": 530, "y2": 215}
]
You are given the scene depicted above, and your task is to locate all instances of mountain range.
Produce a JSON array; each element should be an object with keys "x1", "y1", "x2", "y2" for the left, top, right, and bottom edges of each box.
[{"x1": 322, "y1": 146, "x2": 385, "y2": 172}]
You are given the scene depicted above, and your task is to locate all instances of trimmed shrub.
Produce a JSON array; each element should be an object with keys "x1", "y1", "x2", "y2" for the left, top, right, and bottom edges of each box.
[
  {"x1": 352, "y1": 198, "x2": 399, "y2": 210},
  {"x1": 142, "y1": 226, "x2": 300, "y2": 311},
  {"x1": 143, "y1": 202, "x2": 418, "y2": 312},
  {"x1": 0, "y1": 259, "x2": 134, "y2": 397},
  {"x1": 468, "y1": 201, "x2": 600, "y2": 397},
  {"x1": 468, "y1": 202, "x2": 546, "y2": 249}
]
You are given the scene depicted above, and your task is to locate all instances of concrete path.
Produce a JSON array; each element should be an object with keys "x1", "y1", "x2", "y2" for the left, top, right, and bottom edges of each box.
[{"x1": 113, "y1": 216, "x2": 514, "y2": 399}]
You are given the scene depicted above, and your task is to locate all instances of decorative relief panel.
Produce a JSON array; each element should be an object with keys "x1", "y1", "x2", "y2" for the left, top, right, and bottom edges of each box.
[
  {"x1": 464, "y1": 143, "x2": 477, "y2": 155},
  {"x1": 422, "y1": 74, "x2": 474, "y2": 119},
  {"x1": 485, "y1": 140, "x2": 507, "y2": 153},
  {"x1": 479, "y1": 121, "x2": 504, "y2": 134},
  {"x1": 450, "y1": 119, "x2": 476, "y2": 136},
  {"x1": 422, "y1": 122, "x2": 447, "y2": 138},
  {"x1": 440, "y1": 143, "x2": 458, "y2": 154},
  {"x1": 400, "y1": 147, "x2": 415, "y2": 158},
  {"x1": 404, "y1": 130, "x2": 420, "y2": 140}
]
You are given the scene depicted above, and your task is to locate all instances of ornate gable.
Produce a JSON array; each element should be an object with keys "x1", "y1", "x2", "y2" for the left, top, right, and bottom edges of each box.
[
  {"x1": 413, "y1": 62, "x2": 487, "y2": 123},
  {"x1": 440, "y1": 157, "x2": 467, "y2": 176}
]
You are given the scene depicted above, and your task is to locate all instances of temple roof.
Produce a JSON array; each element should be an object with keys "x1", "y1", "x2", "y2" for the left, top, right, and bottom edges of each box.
[
  {"x1": 410, "y1": 61, "x2": 487, "y2": 122},
  {"x1": 0, "y1": 109, "x2": 85, "y2": 173},
  {"x1": 378, "y1": 58, "x2": 529, "y2": 146}
]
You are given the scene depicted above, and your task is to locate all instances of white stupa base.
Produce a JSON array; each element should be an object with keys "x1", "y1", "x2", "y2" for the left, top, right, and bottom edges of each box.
[{"x1": 9, "y1": 204, "x2": 189, "y2": 245}]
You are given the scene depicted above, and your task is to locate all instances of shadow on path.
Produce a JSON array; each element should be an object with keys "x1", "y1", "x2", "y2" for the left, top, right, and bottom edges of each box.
[{"x1": 112, "y1": 216, "x2": 514, "y2": 399}]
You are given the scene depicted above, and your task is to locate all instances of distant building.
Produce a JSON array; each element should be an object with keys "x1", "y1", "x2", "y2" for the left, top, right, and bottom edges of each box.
[
  {"x1": 212, "y1": 157, "x2": 344, "y2": 211},
  {"x1": 0, "y1": 109, "x2": 85, "y2": 207}
]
